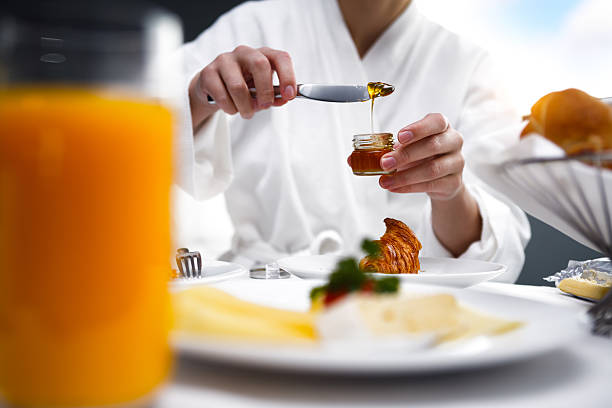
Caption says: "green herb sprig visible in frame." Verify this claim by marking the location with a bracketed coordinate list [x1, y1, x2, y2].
[309, 238, 399, 302]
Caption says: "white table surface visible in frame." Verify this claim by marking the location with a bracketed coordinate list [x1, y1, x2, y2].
[157, 276, 612, 408]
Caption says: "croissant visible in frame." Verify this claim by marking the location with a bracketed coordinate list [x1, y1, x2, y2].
[520, 88, 612, 155]
[360, 218, 422, 274]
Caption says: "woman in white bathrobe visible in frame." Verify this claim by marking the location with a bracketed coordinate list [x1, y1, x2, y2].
[176, 0, 531, 281]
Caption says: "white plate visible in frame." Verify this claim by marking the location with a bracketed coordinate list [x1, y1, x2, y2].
[277, 254, 505, 288]
[170, 260, 247, 288]
[174, 282, 588, 375]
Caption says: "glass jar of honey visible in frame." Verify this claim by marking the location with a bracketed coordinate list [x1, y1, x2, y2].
[350, 133, 395, 175]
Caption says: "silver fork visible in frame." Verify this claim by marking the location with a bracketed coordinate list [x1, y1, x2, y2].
[589, 289, 612, 336]
[175, 248, 203, 278]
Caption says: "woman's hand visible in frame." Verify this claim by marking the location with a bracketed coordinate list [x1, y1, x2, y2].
[377, 113, 482, 256]
[189, 45, 297, 129]
[378, 113, 465, 201]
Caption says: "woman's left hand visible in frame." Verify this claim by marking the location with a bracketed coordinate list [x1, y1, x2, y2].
[378, 113, 465, 201]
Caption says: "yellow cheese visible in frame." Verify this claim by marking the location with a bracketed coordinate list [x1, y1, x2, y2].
[173, 286, 316, 343]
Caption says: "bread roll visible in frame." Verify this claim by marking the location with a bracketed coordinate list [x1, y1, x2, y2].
[521, 88, 612, 154]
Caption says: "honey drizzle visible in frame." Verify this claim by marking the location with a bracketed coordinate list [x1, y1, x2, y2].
[367, 82, 394, 134]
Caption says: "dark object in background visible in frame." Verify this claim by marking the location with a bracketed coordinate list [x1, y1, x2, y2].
[152, 0, 244, 42]
[1, 0, 180, 84]
[522, 216, 601, 286]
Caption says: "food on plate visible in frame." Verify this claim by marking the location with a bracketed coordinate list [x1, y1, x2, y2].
[558, 268, 612, 301]
[520, 88, 612, 155]
[173, 241, 521, 346]
[359, 218, 422, 274]
[173, 286, 316, 343]
[317, 292, 522, 344]
[313, 249, 521, 344]
[310, 239, 400, 311]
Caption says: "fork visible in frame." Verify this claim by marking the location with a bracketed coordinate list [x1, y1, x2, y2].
[175, 248, 203, 278]
[589, 289, 612, 336]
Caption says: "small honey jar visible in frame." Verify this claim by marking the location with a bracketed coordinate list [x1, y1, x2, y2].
[350, 133, 395, 176]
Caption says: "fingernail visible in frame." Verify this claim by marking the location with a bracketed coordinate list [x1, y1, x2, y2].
[381, 156, 396, 170]
[260, 102, 272, 109]
[398, 130, 414, 143]
[284, 85, 295, 100]
[380, 177, 392, 188]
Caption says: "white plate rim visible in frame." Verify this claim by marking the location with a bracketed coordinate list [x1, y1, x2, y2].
[277, 254, 506, 287]
[170, 260, 248, 287]
[172, 284, 589, 375]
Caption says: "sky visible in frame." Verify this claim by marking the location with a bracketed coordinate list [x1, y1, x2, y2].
[415, 0, 612, 113]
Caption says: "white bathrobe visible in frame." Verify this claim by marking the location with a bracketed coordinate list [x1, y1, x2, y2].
[174, 0, 530, 281]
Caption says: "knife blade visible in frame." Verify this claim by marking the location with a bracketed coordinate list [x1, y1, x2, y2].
[206, 83, 393, 104]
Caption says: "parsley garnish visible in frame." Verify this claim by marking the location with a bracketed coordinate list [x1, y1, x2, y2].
[374, 277, 399, 293]
[309, 239, 399, 302]
[361, 238, 381, 258]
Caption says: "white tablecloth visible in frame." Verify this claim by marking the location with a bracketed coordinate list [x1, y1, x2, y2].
[157, 277, 612, 408]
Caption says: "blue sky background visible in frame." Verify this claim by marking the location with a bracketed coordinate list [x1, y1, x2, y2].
[493, 0, 581, 36]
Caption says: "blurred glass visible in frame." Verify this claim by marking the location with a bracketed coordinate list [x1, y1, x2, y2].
[0, 1, 182, 406]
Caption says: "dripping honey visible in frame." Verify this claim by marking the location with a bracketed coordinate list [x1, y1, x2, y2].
[367, 81, 394, 134]
[349, 82, 394, 176]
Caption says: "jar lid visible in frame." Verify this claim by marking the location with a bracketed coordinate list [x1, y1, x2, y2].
[352, 132, 394, 149]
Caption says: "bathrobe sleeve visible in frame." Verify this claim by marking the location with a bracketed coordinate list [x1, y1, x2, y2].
[172, 2, 266, 200]
[423, 53, 531, 282]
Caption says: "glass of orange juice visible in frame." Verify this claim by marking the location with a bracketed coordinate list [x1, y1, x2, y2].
[0, 3, 181, 407]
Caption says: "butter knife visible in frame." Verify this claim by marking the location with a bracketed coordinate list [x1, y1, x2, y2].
[206, 83, 394, 104]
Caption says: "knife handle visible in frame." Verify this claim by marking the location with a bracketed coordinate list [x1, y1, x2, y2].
[207, 85, 298, 104]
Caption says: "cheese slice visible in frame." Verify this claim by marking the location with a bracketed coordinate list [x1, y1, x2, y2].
[316, 293, 522, 344]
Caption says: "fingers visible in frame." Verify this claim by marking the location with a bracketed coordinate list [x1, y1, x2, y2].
[378, 114, 465, 199]
[379, 152, 465, 195]
[381, 173, 464, 199]
[383, 129, 463, 172]
[197, 66, 237, 115]
[380, 152, 464, 190]
[260, 47, 296, 106]
[235, 46, 275, 110]
[217, 52, 256, 118]
[397, 113, 449, 145]
[196, 45, 296, 119]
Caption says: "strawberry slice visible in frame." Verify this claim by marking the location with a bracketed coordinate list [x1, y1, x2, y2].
[360, 279, 375, 293]
[323, 290, 348, 307]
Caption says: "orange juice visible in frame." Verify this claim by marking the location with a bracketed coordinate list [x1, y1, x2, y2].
[0, 87, 173, 406]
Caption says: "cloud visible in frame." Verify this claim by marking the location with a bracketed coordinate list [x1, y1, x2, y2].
[415, 0, 612, 111]
[556, 0, 612, 97]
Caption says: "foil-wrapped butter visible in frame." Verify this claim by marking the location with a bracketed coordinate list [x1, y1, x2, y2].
[544, 259, 612, 301]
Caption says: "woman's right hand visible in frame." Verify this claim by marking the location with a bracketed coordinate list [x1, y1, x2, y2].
[189, 45, 297, 129]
